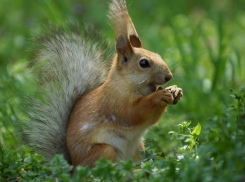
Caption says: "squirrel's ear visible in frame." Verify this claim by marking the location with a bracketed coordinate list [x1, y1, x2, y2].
[116, 34, 133, 67]
[116, 34, 133, 55]
[129, 35, 142, 48]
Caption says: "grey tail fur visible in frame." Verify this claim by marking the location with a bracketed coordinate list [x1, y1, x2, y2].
[23, 22, 112, 163]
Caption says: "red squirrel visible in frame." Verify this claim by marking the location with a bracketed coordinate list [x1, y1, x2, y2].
[24, 0, 183, 170]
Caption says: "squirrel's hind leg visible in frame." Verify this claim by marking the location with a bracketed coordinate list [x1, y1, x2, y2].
[133, 141, 145, 162]
[72, 143, 116, 170]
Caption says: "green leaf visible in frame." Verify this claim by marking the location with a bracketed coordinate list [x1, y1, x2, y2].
[168, 131, 175, 135]
[191, 123, 201, 136]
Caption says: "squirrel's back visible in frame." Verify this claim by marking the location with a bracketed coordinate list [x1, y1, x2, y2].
[23, 24, 112, 163]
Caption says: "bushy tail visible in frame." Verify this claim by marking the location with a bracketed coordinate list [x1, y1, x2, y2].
[23, 23, 112, 163]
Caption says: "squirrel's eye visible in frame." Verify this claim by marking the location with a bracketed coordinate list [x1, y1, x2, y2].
[139, 59, 150, 68]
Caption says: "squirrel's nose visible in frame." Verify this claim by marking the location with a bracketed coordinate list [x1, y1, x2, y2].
[165, 74, 172, 82]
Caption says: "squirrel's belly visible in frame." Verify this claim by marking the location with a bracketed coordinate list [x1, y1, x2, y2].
[94, 127, 144, 161]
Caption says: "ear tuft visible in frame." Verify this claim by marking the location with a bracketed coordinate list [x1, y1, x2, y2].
[109, 0, 143, 49]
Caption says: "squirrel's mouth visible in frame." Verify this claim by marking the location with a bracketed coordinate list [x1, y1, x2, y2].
[149, 83, 163, 92]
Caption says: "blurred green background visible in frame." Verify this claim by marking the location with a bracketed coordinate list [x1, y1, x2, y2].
[0, 0, 245, 154]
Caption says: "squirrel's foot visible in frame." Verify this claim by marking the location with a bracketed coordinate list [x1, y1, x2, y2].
[166, 85, 183, 105]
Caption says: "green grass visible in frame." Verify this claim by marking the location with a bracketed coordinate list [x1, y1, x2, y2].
[0, 0, 245, 181]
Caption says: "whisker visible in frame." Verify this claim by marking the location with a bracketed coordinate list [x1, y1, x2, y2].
[165, 111, 174, 123]
[146, 78, 151, 84]
[138, 78, 148, 85]
[170, 62, 181, 71]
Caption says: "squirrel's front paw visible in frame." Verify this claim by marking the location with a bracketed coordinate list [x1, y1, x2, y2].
[166, 85, 183, 105]
[155, 89, 174, 105]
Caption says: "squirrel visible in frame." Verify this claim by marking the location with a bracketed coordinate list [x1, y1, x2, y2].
[23, 0, 183, 170]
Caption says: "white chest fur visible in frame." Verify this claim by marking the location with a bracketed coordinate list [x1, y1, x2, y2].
[95, 125, 146, 161]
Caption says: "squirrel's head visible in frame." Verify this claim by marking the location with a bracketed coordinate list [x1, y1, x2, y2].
[109, 0, 172, 96]
[115, 34, 172, 96]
